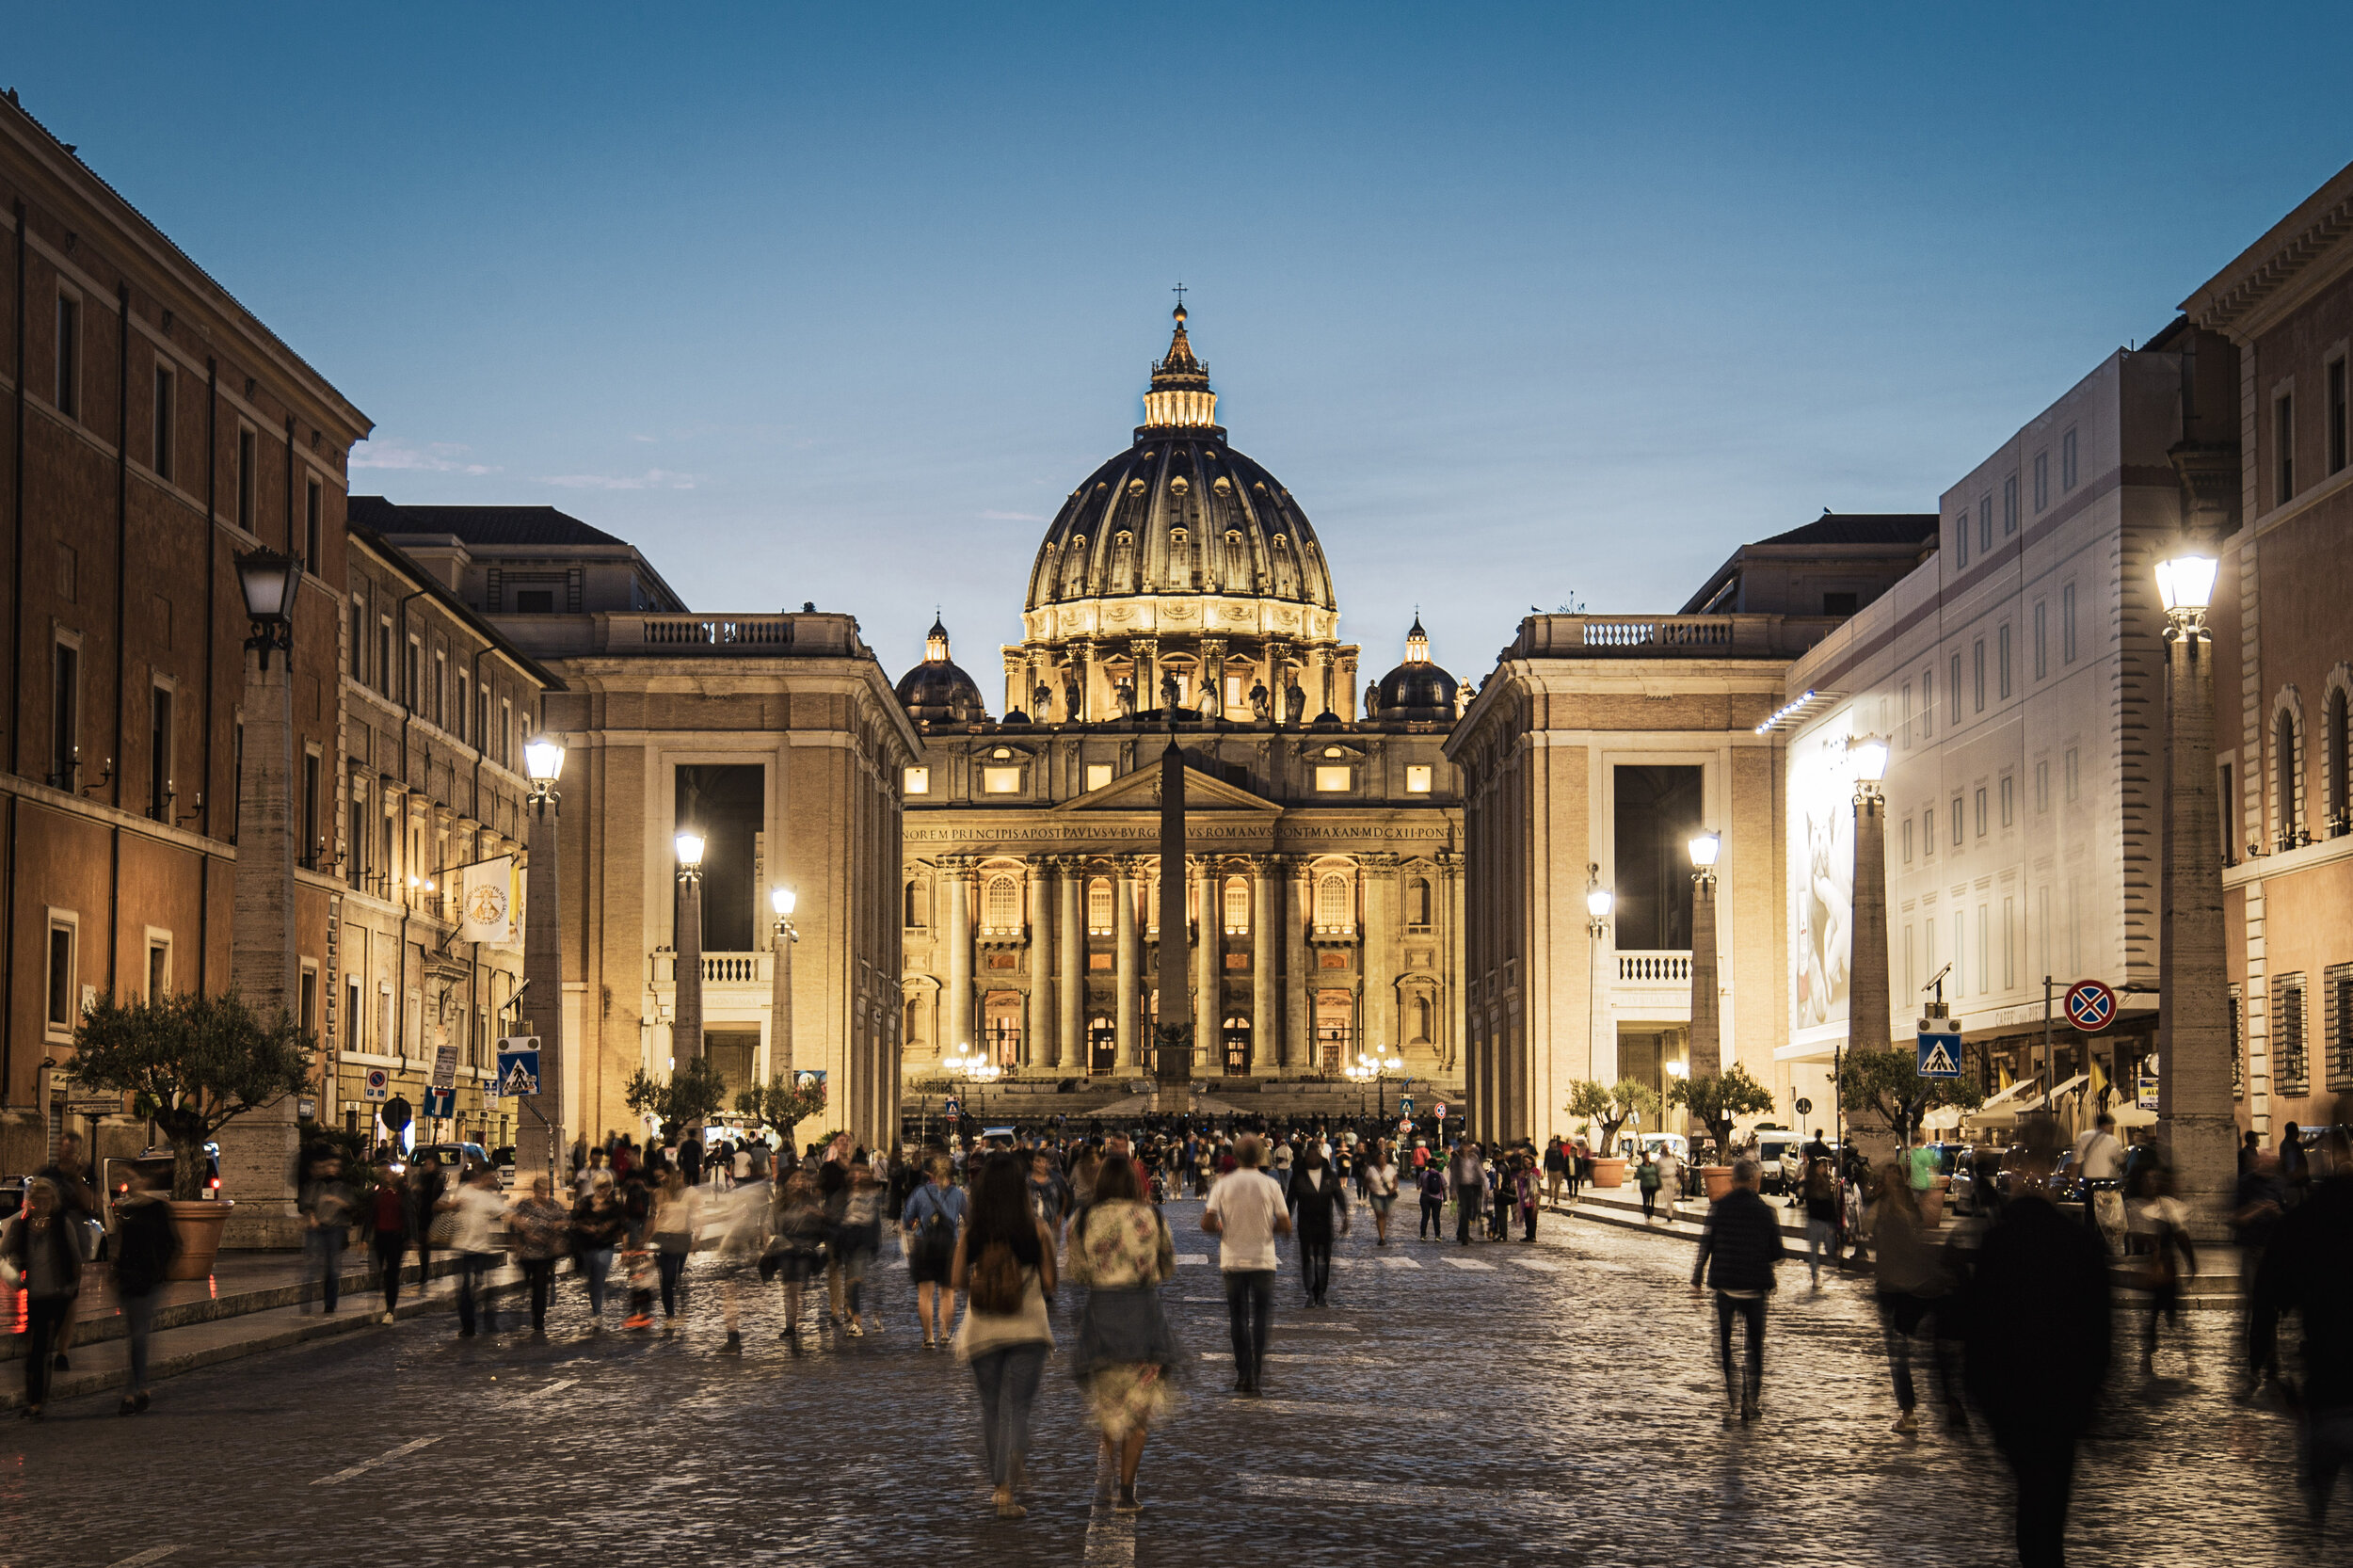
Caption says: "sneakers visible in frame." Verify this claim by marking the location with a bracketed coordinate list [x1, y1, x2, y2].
[1893, 1409, 1919, 1433]
[847, 1320, 865, 1338]
[382, 1311, 397, 1325]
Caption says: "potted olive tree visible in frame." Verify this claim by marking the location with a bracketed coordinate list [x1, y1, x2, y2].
[623, 1057, 728, 1144]
[735, 1074, 826, 1150]
[70, 990, 310, 1278]
[1670, 1062, 1776, 1200]
[1565, 1079, 1658, 1188]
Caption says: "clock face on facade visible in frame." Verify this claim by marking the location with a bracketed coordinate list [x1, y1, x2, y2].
[466, 881, 508, 928]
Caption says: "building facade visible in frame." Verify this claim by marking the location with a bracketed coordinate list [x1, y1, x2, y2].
[895, 311, 1468, 1123]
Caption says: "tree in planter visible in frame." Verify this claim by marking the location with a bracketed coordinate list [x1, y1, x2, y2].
[734, 1075, 826, 1144]
[1669, 1062, 1777, 1163]
[622, 1057, 729, 1141]
[1565, 1079, 1661, 1158]
[70, 990, 312, 1201]
[1838, 1048, 1986, 1146]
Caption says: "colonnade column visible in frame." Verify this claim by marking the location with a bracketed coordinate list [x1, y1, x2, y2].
[1056, 857, 1082, 1072]
[1027, 859, 1054, 1068]
[1360, 853, 1396, 1062]
[943, 857, 973, 1059]
[1284, 856, 1311, 1072]
[1251, 858, 1278, 1076]
[1442, 850, 1468, 1079]
[1113, 856, 1141, 1072]
[1193, 856, 1220, 1073]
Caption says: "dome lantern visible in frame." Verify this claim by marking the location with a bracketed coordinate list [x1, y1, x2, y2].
[1141, 304, 1219, 432]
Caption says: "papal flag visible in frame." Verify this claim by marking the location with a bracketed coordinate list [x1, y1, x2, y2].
[460, 856, 517, 946]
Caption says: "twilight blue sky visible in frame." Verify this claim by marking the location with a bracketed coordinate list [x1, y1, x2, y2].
[13, 4, 2349, 688]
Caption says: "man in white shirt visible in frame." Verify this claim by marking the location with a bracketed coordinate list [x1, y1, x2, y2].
[2073, 1112, 2125, 1254]
[1203, 1134, 1291, 1397]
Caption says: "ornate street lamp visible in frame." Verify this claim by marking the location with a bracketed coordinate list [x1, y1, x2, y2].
[771, 886, 799, 1083]
[1686, 829, 1722, 1087]
[1844, 734, 1892, 1158]
[516, 734, 568, 1184]
[674, 829, 707, 1064]
[235, 548, 304, 669]
[1586, 864, 1615, 1086]
[2154, 548, 2232, 1228]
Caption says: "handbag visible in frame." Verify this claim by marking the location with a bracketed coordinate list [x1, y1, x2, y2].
[427, 1207, 458, 1248]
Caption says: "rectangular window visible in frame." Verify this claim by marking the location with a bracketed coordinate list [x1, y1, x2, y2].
[45, 919, 75, 1032]
[1997, 624, 2011, 699]
[55, 295, 79, 419]
[2220, 762, 2236, 859]
[1405, 764, 1433, 793]
[1902, 816, 1914, 863]
[348, 794, 366, 889]
[349, 597, 366, 684]
[2033, 600, 2046, 680]
[903, 766, 930, 795]
[305, 477, 323, 567]
[1922, 807, 1935, 855]
[346, 974, 363, 1048]
[499, 699, 512, 767]
[1975, 786, 1988, 838]
[405, 637, 421, 711]
[1921, 669, 1934, 738]
[432, 650, 447, 727]
[1977, 904, 1990, 995]
[376, 621, 392, 695]
[149, 684, 174, 819]
[1084, 762, 1113, 792]
[1949, 654, 1962, 726]
[454, 674, 469, 744]
[1955, 512, 1968, 569]
[237, 426, 256, 531]
[1314, 765, 1353, 792]
[2277, 391, 2296, 504]
[2036, 759, 2049, 813]
[2002, 896, 2015, 990]
[982, 766, 1022, 794]
[2061, 426, 2078, 491]
[2324, 962, 2353, 1092]
[2274, 971, 2310, 1098]
[1978, 495, 1993, 552]
[2064, 746, 2080, 802]
[2000, 773, 2014, 826]
[51, 639, 79, 788]
[2061, 583, 2077, 664]
[2031, 455, 2047, 514]
[1901, 681, 1913, 746]
[1904, 923, 1916, 998]
[148, 938, 171, 1001]
[302, 749, 321, 867]
[1972, 639, 1985, 712]
[1951, 797, 1964, 847]
[2003, 474, 2019, 535]
[152, 363, 175, 482]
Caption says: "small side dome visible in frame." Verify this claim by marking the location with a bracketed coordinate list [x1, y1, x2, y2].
[1369, 614, 1460, 723]
[895, 616, 988, 728]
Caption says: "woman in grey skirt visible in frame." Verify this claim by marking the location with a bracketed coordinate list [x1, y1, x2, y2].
[1065, 1153, 1181, 1515]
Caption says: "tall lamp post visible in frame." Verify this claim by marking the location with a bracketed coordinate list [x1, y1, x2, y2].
[1845, 735, 1891, 1157]
[1587, 867, 1615, 1083]
[2154, 550, 2233, 1230]
[947, 1041, 1000, 1133]
[770, 887, 798, 1081]
[1349, 1049, 1406, 1123]
[674, 830, 706, 1064]
[520, 735, 567, 1184]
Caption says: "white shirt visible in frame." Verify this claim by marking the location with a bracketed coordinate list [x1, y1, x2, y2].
[1205, 1168, 1287, 1272]
[2074, 1130, 2124, 1181]
[450, 1184, 504, 1255]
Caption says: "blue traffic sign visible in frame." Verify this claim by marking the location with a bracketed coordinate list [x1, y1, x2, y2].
[943, 1097, 961, 1117]
[1400, 1096, 1415, 1114]
[1916, 1028, 1961, 1079]
[424, 1085, 456, 1119]
[2064, 979, 2117, 1032]
[495, 1048, 540, 1097]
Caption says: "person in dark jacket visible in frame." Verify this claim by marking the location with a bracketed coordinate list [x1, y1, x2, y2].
[1287, 1146, 1350, 1307]
[2251, 1112, 2353, 1530]
[1689, 1158, 1785, 1424]
[1963, 1114, 2110, 1568]
[3, 1177, 85, 1417]
[406, 1154, 448, 1298]
[109, 1165, 180, 1415]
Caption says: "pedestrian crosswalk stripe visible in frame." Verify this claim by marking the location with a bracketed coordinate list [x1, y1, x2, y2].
[1174, 1252, 1209, 1265]
[1513, 1258, 1564, 1272]
[312, 1435, 440, 1486]
[1375, 1256, 1422, 1269]
[1444, 1257, 1497, 1272]
[104, 1551, 180, 1568]
[1198, 1352, 1319, 1363]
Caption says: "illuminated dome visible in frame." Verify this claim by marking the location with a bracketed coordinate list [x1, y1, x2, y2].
[894, 616, 986, 727]
[1368, 616, 1459, 724]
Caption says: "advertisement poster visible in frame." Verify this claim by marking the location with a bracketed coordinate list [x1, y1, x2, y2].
[1788, 713, 1857, 1037]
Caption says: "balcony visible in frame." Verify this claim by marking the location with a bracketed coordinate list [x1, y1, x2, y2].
[1511, 614, 1837, 661]
[1618, 951, 1691, 982]
[649, 951, 774, 987]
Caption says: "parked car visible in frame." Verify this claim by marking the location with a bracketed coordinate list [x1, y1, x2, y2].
[490, 1144, 518, 1189]
[399, 1142, 494, 1177]
[1750, 1126, 1804, 1193]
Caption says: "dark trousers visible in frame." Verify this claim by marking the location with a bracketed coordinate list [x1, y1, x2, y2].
[1878, 1291, 1958, 1412]
[521, 1258, 555, 1331]
[1641, 1188, 1658, 1219]
[1521, 1204, 1537, 1241]
[1223, 1268, 1274, 1385]
[1419, 1197, 1442, 1237]
[121, 1290, 156, 1393]
[23, 1296, 70, 1406]
[1714, 1291, 1767, 1408]
[1994, 1426, 2078, 1568]
[658, 1248, 689, 1317]
[456, 1252, 495, 1335]
[374, 1232, 408, 1314]
[307, 1227, 345, 1312]
[1299, 1237, 1332, 1302]
[1455, 1194, 1475, 1243]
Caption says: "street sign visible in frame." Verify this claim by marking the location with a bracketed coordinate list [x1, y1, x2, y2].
[62, 1077, 123, 1115]
[1434, 1101, 1449, 1121]
[1400, 1095, 1415, 1114]
[943, 1097, 961, 1118]
[2064, 979, 2118, 1032]
[1793, 1096, 1814, 1117]
[362, 1067, 390, 1101]
[1916, 1026, 1962, 1079]
[496, 1048, 541, 1098]
[424, 1085, 456, 1119]
[296, 1096, 317, 1121]
[431, 1040, 459, 1091]
[382, 1095, 413, 1134]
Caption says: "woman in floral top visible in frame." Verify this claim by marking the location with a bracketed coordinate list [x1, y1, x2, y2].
[1067, 1154, 1180, 1515]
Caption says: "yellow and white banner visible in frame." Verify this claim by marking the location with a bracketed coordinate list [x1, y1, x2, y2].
[459, 856, 520, 947]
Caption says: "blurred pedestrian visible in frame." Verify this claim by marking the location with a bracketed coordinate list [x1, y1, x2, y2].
[1203, 1134, 1289, 1395]
[109, 1165, 178, 1416]
[569, 1173, 622, 1331]
[2072, 1112, 2125, 1255]
[1449, 1141, 1483, 1244]
[365, 1160, 412, 1322]
[508, 1175, 570, 1341]
[2123, 1164, 2200, 1377]
[1515, 1154, 1540, 1241]
[768, 1171, 827, 1352]
[952, 1153, 1058, 1520]
[2250, 1112, 2353, 1533]
[1363, 1142, 1399, 1246]
[33, 1133, 95, 1372]
[840, 1154, 888, 1336]
[1655, 1144, 1685, 1225]
[1802, 1157, 1841, 1285]
[1964, 1115, 2110, 1568]
[1288, 1144, 1349, 1307]
[1417, 1162, 1446, 1240]
[903, 1157, 966, 1349]
[2, 1178, 81, 1418]
[1638, 1147, 1664, 1224]
[448, 1164, 506, 1339]
[2233, 1147, 2286, 1392]
[298, 1154, 357, 1315]
[651, 1166, 705, 1334]
[408, 1152, 450, 1303]
[715, 1161, 773, 1353]
[1873, 1164, 1957, 1432]
[1068, 1154, 1178, 1515]
[1690, 1158, 1785, 1425]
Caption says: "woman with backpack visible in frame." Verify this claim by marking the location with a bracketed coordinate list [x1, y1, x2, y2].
[902, 1157, 966, 1350]
[1068, 1153, 1178, 1516]
[952, 1153, 1058, 1520]
[768, 1171, 828, 1352]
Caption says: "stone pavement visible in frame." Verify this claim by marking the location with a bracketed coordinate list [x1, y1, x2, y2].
[0, 1195, 2336, 1568]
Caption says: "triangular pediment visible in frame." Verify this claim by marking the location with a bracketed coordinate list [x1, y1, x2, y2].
[1057, 763, 1282, 815]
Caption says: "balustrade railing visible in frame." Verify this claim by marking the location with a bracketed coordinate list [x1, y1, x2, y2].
[1617, 951, 1692, 982]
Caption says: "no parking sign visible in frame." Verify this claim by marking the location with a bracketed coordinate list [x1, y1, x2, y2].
[2064, 980, 2117, 1032]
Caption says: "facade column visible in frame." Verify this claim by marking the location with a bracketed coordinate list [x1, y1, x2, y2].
[1056, 857, 1082, 1072]
[1200, 636, 1227, 718]
[1265, 641, 1293, 724]
[1360, 853, 1397, 1061]
[1194, 856, 1220, 1072]
[1443, 851, 1468, 1080]
[1113, 856, 1141, 1071]
[1251, 857, 1278, 1076]
[1076, 640, 1098, 725]
[1130, 638, 1159, 713]
[1309, 647, 1334, 717]
[1027, 859, 1053, 1068]
[944, 858, 973, 1058]
[1285, 856, 1312, 1072]
[222, 641, 301, 1245]
[2159, 576, 2234, 1231]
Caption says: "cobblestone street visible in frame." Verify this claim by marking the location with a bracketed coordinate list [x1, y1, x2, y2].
[1, 1204, 2330, 1568]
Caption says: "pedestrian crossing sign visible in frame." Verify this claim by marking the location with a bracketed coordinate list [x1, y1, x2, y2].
[495, 1048, 541, 1098]
[1915, 1028, 1961, 1079]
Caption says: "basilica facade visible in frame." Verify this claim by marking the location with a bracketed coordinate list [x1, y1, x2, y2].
[895, 310, 1470, 1116]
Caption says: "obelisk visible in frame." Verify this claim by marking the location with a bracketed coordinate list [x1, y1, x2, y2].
[1152, 732, 1193, 1109]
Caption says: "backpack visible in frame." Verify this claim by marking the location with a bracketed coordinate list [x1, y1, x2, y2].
[968, 1238, 1027, 1316]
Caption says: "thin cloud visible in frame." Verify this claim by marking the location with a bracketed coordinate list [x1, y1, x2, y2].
[539, 469, 702, 490]
[981, 508, 1043, 521]
[353, 438, 497, 474]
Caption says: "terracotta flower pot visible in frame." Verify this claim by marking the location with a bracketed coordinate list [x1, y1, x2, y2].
[1589, 1157, 1629, 1189]
[1700, 1164, 1737, 1201]
[165, 1199, 234, 1280]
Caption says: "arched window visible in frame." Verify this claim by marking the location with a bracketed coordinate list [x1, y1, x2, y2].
[984, 873, 1021, 933]
[1412, 995, 1434, 1046]
[2279, 710, 2302, 847]
[2330, 686, 2350, 832]
[1224, 876, 1250, 934]
[904, 996, 925, 1049]
[1316, 871, 1353, 932]
[1407, 876, 1433, 928]
[1087, 877, 1113, 935]
[904, 877, 928, 929]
